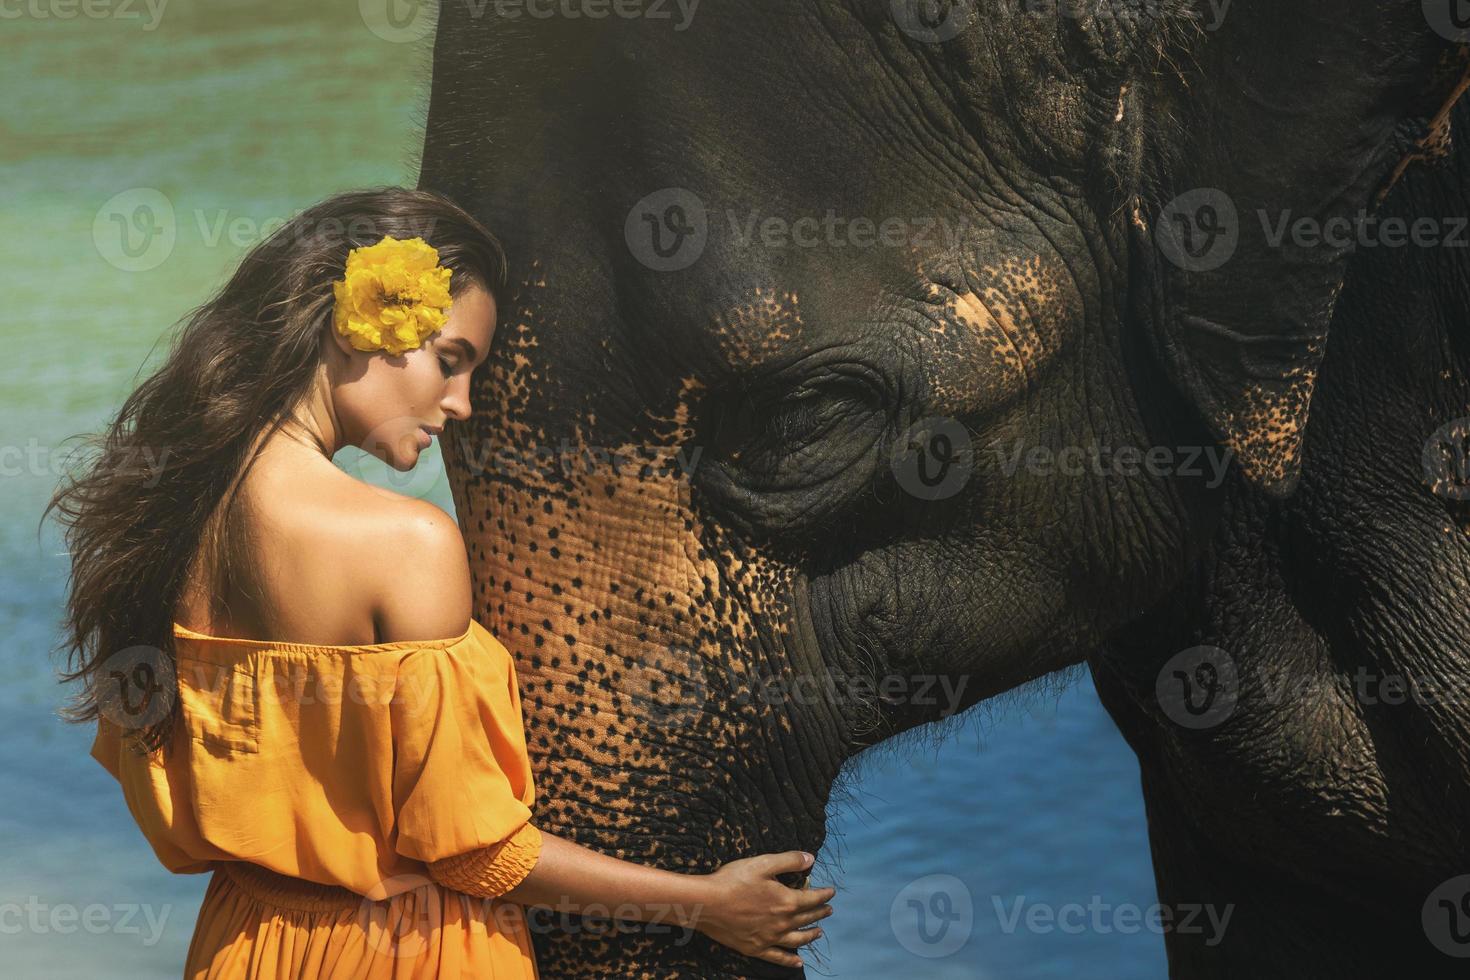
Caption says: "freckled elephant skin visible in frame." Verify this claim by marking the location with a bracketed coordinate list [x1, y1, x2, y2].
[419, 4, 1470, 977]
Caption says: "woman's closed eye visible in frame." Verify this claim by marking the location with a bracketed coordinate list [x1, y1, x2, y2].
[437, 354, 454, 378]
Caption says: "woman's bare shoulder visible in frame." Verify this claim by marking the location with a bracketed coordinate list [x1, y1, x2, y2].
[362, 492, 475, 643]
[243, 460, 473, 644]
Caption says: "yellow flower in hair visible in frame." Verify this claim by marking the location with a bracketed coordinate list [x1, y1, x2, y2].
[331, 235, 454, 355]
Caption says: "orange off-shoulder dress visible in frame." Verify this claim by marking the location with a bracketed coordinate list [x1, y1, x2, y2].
[90, 618, 543, 979]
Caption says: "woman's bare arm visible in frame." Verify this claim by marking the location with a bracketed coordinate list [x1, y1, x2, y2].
[499, 829, 709, 921]
[433, 828, 835, 969]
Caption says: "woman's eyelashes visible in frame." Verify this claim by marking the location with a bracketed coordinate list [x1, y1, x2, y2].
[437, 354, 454, 378]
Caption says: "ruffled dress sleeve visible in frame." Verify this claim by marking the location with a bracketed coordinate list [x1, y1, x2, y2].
[392, 636, 544, 896]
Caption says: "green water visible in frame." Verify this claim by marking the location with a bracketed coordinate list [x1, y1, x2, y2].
[1, 0, 452, 515]
[2, 6, 453, 976]
[3, 6, 1162, 978]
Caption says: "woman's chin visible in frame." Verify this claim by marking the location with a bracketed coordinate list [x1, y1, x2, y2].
[387, 451, 419, 472]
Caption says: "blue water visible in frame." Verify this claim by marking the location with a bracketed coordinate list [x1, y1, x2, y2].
[2, 5, 1164, 977]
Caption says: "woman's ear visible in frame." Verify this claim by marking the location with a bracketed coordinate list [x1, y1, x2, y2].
[1131, 8, 1469, 496]
[324, 318, 363, 363]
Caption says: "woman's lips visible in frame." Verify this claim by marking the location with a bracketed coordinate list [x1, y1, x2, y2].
[416, 427, 433, 449]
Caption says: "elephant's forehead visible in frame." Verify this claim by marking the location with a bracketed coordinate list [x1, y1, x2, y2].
[708, 286, 804, 371]
[624, 250, 1076, 412]
[499, 258, 1079, 447]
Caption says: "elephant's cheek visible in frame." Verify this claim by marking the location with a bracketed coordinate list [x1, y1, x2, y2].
[446, 384, 821, 868]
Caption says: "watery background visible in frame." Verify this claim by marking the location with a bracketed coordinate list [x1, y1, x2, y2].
[2, 4, 1164, 977]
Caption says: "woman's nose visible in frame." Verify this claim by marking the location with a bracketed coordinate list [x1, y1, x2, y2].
[442, 382, 471, 421]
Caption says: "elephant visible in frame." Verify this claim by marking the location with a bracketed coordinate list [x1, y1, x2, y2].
[1090, 84, 1470, 978]
[416, 1, 1470, 976]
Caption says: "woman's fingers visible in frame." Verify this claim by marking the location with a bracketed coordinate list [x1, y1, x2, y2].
[755, 947, 805, 968]
[757, 850, 815, 878]
[795, 884, 837, 909]
[774, 926, 823, 949]
[797, 904, 833, 927]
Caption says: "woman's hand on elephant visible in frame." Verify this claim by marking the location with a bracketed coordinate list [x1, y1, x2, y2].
[695, 850, 835, 968]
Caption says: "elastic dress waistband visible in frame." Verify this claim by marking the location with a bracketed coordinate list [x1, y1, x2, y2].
[217, 861, 367, 914]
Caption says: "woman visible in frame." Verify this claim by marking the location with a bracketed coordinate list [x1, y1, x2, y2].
[48, 187, 834, 978]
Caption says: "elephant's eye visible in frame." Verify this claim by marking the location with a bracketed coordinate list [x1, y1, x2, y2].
[698, 372, 893, 536]
[758, 390, 842, 445]
[715, 379, 873, 462]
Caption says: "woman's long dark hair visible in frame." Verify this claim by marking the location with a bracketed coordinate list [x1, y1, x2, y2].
[44, 186, 507, 754]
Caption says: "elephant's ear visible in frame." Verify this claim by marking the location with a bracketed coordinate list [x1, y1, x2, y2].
[1134, 6, 1470, 496]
